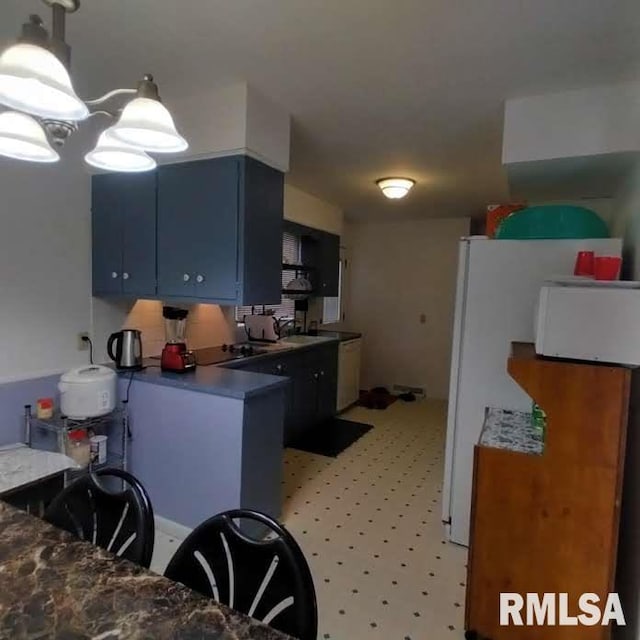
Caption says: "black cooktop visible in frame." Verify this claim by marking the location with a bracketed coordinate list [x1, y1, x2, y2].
[193, 344, 268, 366]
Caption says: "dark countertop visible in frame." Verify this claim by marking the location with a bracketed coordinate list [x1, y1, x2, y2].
[313, 330, 362, 342]
[117, 336, 342, 398]
[120, 364, 289, 400]
[221, 335, 340, 370]
[0, 501, 292, 640]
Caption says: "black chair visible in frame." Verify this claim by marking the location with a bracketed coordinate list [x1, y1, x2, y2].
[44, 467, 155, 568]
[165, 509, 317, 640]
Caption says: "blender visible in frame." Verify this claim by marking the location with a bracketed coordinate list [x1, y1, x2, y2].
[160, 306, 196, 373]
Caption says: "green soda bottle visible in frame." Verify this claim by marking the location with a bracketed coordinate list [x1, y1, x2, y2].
[532, 403, 546, 439]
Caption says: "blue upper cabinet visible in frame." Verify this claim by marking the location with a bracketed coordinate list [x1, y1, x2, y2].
[239, 156, 283, 305]
[317, 231, 340, 297]
[297, 227, 340, 297]
[92, 172, 157, 298]
[92, 155, 284, 305]
[157, 156, 282, 305]
[157, 157, 239, 302]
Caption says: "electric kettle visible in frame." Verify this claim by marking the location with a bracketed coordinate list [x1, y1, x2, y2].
[107, 329, 143, 370]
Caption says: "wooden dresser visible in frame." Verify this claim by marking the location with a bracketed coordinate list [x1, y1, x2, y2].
[465, 343, 631, 640]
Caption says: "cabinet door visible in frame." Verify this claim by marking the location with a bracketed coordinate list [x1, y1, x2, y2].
[317, 344, 339, 422]
[157, 158, 240, 301]
[121, 173, 157, 297]
[92, 174, 123, 295]
[157, 164, 198, 297]
[240, 157, 283, 305]
[291, 351, 318, 440]
[343, 339, 361, 408]
[192, 157, 239, 302]
[262, 355, 297, 446]
[319, 232, 340, 297]
[300, 230, 340, 297]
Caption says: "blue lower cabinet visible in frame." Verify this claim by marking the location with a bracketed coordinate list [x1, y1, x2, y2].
[316, 343, 339, 422]
[291, 352, 319, 443]
[235, 344, 339, 445]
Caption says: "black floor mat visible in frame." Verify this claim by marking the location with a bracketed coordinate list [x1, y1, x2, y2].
[289, 418, 373, 457]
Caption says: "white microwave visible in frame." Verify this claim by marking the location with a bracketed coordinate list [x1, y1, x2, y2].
[535, 280, 640, 366]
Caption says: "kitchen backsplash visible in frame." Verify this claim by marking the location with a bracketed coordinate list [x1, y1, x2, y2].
[119, 300, 237, 357]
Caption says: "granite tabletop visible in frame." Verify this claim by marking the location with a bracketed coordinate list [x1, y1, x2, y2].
[0, 444, 79, 496]
[0, 501, 292, 640]
[479, 407, 544, 455]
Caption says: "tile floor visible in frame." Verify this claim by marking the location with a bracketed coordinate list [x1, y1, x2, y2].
[151, 398, 468, 639]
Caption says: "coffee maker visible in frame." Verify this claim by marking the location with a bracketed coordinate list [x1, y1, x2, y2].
[160, 306, 196, 373]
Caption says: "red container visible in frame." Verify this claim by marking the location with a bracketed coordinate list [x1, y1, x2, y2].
[486, 203, 525, 238]
[574, 251, 595, 276]
[594, 256, 621, 281]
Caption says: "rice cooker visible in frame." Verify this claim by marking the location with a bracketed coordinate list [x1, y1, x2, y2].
[58, 366, 117, 419]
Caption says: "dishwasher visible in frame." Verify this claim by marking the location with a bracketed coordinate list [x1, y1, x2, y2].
[337, 338, 361, 412]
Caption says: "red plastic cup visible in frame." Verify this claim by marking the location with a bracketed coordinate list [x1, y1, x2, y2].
[594, 256, 621, 281]
[574, 251, 595, 276]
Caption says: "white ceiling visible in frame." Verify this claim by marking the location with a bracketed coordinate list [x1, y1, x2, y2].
[2, 0, 639, 220]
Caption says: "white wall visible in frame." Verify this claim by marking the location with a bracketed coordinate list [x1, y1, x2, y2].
[91, 298, 237, 364]
[284, 184, 344, 236]
[0, 132, 92, 383]
[161, 82, 291, 172]
[503, 81, 640, 164]
[344, 217, 470, 399]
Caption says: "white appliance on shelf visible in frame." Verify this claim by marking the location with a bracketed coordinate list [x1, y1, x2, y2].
[337, 338, 361, 412]
[443, 236, 622, 547]
[58, 365, 117, 420]
[535, 279, 640, 366]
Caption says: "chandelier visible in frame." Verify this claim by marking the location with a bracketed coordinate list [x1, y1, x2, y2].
[0, 0, 188, 172]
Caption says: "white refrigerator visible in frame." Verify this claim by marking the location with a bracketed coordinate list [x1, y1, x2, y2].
[442, 236, 622, 547]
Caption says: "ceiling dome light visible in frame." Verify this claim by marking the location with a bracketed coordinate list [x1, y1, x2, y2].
[377, 177, 415, 199]
[0, 43, 89, 121]
[108, 97, 188, 153]
[0, 111, 59, 163]
[85, 129, 157, 173]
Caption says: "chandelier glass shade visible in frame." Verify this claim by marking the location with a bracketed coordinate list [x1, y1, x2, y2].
[0, 43, 89, 121]
[0, 2, 188, 172]
[108, 98, 188, 153]
[0, 111, 59, 163]
[84, 129, 156, 172]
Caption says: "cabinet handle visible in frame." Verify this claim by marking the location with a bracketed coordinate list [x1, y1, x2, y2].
[183, 273, 191, 282]
[313, 372, 319, 380]
[320, 370, 325, 377]
[122, 272, 130, 281]
[111, 271, 119, 279]
[275, 364, 284, 374]
[196, 274, 205, 284]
